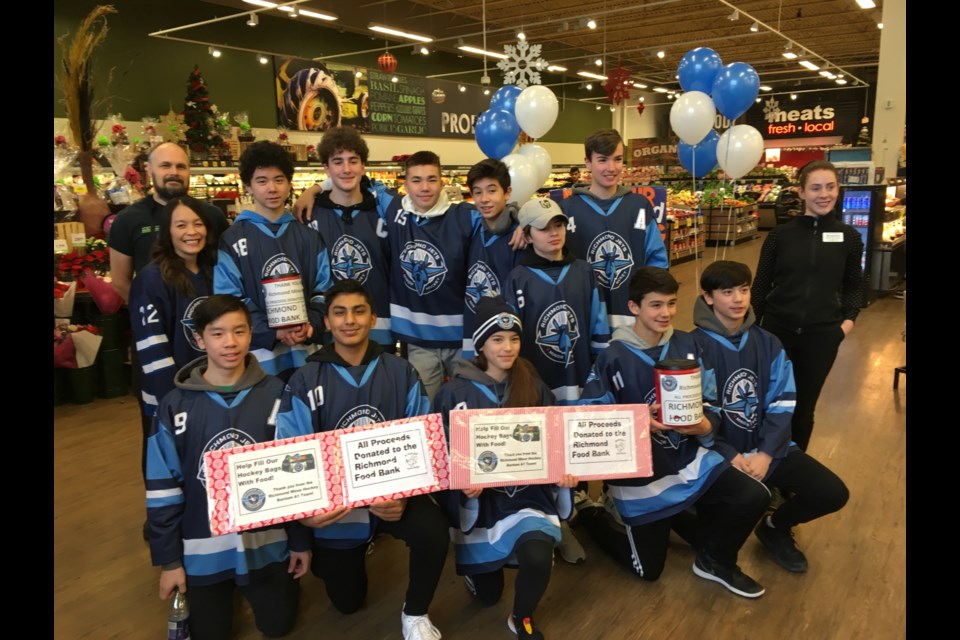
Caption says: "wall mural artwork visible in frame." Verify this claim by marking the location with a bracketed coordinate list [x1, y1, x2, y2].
[275, 58, 372, 133]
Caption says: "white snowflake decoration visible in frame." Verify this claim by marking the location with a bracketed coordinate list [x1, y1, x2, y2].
[762, 96, 781, 120]
[497, 40, 548, 88]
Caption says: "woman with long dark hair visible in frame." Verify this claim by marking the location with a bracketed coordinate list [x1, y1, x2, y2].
[129, 196, 219, 470]
[751, 160, 864, 451]
[433, 296, 577, 640]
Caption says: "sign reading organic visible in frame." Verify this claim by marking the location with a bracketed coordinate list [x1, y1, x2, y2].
[629, 137, 679, 166]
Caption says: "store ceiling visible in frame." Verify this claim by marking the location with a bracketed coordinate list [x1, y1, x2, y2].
[198, 0, 884, 95]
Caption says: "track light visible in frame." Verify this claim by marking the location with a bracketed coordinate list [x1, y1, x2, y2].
[877, 22, 884, 29]
[594, 58, 603, 67]
[483, 88, 490, 95]
[391, 76, 399, 83]
[790, 93, 798, 100]
[587, 19, 597, 29]
[596, 105, 602, 110]
[458, 84, 466, 93]
[355, 71, 363, 78]
[728, 9, 739, 21]
[288, 7, 298, 17]
[656, 50, 665, 59]
[246, 12, 259, 27]
[609, 106, 616, 112]
[208, 46, 221, 58]
[420, 46, 430, 55]
[750, 21, 759, 32]
[517, 30, 525, 40]
[257, 54, 269, 64]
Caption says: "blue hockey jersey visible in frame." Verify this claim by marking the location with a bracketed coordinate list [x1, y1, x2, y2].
[503, 248, 611, 404]
[308, 182, 394, 347]
[579, 326, 728, 525]
[433, 359, 572, 575]
[462, 204, 524, 357]
[276, 342, 430, 548]
[214, 210, 332, 378]
[560, 188, 668, 330]
[383, 192, 481, 347]
[145, 355, 309, 587]
[129, 262, 211, 417]
[692, 297, 798, 477]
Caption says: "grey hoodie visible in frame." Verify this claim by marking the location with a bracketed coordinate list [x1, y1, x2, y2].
[572, 185, 635, 200]
[481, 202, 519, 236]
[174, 354, 270, 393]
[610, 324, 674, 350]
[692, 296, 757, 337]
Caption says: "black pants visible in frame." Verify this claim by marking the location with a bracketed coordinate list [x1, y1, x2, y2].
[469, 538, 555, 620]
[766, 325, 845, 451]
[767, 449, 849, 529]
[185, 562, 300, 640]
[580, 467, 769, 580]
[311, 495, 449, 615]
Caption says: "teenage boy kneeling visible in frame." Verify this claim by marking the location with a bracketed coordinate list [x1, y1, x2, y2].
[277, 279, 449, 640]
[146, 294, 311, 639]
[693, 261, 849, 575]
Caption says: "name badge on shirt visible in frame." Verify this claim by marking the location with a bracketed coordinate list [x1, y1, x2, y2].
[822, 232, 844, 243]
[636, 207, 647, 230]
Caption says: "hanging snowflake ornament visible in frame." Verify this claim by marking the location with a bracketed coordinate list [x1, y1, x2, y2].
[497, 40, 548, 88]
[603, 63, 633, 105]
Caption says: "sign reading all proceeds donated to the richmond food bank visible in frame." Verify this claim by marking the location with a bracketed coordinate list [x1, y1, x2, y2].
[204, 414, 450, 535]
[448, 405, 652, 489]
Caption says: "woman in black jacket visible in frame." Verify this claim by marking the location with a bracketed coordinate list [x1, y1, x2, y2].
[751, 160, 864, 451]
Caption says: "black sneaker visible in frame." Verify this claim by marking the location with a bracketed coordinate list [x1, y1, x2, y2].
[754, 519, 809, 573]
[507, 614, 545, 640]
[692, 553, 765, 599]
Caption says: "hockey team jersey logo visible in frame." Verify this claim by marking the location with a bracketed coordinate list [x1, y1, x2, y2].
[331, 235, 373, 283]
[465, 261, 500, 311]
[493, 486, 528, 498]
[536, 302, 580, 365]
[723, 368, 760, 431]
[399, 240, 447, 295]
[587, 231, 634, 290]
[336, 404, 387, 429]
[197, 428, 257, 486]
[181, 296, 209, 351]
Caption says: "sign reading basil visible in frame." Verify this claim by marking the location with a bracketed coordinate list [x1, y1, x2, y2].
[368, 70, 428, 136]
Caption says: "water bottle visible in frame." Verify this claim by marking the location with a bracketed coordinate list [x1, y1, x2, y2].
[168, 587, 191, 640]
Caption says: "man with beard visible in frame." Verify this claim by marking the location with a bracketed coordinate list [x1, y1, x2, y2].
[108, 142, 229, 302]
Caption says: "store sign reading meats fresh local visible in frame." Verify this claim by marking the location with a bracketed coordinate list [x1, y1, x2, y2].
[739, 95, 861, 140]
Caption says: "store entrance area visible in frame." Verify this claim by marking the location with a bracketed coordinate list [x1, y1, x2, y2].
[54, 233, 906, 640]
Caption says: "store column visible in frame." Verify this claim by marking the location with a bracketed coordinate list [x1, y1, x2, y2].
[870, 0, 906, 179]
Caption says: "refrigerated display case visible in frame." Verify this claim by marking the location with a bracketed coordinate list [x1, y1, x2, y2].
[839, 183, 905, 304]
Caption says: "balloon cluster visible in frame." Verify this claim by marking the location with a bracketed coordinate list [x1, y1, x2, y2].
[669, 48, 764, 180]
[475, 85, 559, 203]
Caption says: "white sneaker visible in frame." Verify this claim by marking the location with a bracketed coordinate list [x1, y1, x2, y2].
[557, 521, 586, 564]
[401, 611, 442, 640]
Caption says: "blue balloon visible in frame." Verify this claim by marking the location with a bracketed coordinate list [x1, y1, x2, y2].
[711, 62, 760, 120]
[489, 85, 523, 115]
[475, 108, 519, 159]
[678, 130, 720, 178]
[677, 47, 723, 94]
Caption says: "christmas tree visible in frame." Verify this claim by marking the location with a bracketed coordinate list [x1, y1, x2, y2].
[856, 119, 872, 147]
[182, 65, 225, 155]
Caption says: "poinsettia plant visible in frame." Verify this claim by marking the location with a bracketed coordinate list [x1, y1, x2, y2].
[58, 240, 110, 278]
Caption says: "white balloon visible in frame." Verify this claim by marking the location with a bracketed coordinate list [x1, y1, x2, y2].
[669, 90, 716, 146]
[501, 153, 541, 204]
[514, 85, 559, 139]
[716, 124, 765, 180]
[518, 143, 552, 186]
